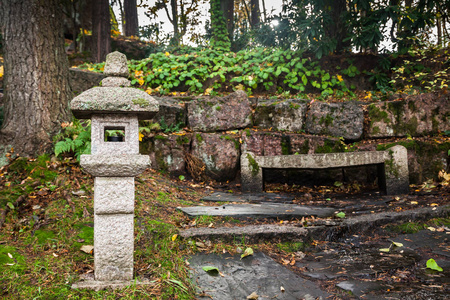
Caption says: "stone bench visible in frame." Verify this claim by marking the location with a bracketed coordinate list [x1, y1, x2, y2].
[241, 145, 409, 195]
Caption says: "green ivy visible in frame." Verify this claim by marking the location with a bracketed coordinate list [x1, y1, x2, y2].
[209, 0, 231, 52]
[81, 48, 351, 97]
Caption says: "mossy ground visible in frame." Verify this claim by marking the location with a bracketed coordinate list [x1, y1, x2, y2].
[0, 155, 305, 299]
[0, 147, 449, 299]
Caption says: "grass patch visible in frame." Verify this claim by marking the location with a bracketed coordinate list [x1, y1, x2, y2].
[277, 241, 304, 253]
[387, 218, 450, 234]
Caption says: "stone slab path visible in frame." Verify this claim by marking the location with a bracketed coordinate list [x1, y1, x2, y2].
[201, 192, 295, 203]
[178, 203, 336, 219]
[180, 224, 308, 243]
[189, 252, 329, 300]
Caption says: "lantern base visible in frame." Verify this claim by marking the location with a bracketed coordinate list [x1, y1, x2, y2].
[71, 277, 154, 291]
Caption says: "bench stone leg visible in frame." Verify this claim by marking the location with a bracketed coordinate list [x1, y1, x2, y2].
[384, 145, 409, 195]
[241, 152, 263, 193]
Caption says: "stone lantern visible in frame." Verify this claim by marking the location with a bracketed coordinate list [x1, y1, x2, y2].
[70, 52, 158, 289]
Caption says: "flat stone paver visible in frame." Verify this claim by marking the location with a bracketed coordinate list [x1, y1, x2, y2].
[296, 244, 420, 280]
[189, 252, 329, 300]
[202, 192, 295, 203]
[178, 203, 336, 219]
[180, 224, 307, 243]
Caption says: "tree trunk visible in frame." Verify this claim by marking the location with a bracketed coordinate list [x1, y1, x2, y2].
[324, 0, 349, 53]
[220, 0, 234, 41]
[170, 0, 179, 45]
[0, 0, 72, 161]
[123, 0, 138, 37]
[92, 0, 111, 63]
[250, 0, 260, 29]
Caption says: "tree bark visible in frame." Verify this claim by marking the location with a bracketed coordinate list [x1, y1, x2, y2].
[123, 0, 139, 37]
[170, 0, 179, 45]
[0, 0, 72, 161]
[220, 0, 234, 41]
[92, 0, 111, 63]
[323, 0, 349, 53]
[250, 0, 260, 29]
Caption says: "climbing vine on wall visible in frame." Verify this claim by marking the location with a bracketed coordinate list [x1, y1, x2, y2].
[209, 0, 231, 52]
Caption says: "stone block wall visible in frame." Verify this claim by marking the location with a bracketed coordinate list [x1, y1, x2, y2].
[69, 72, 449, 184]
[144, 91, 449, 184]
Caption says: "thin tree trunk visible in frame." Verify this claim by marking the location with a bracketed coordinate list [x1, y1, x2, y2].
[250, 0, 260, 28]
[92, 0, 111, 63]
[170, 0, 179, 45]
[261, 0, 267, 23]
[242, 0, 251, 29]
[124, 0, 139, 36]
[220, 0, 234, 41]
[0, 0, 72, 160]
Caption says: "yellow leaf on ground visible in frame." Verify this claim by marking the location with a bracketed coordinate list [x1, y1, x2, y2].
[171, 234, 178, 241]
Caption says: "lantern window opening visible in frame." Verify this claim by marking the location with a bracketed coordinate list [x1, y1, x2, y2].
[104, 126, 126, 142]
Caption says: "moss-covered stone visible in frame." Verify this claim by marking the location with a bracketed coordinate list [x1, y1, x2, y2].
[376, 139, 450, 182]
[368, 104, 390, 124]
[281, 136, 290, 155]
[176, 136, 190, 146]
[132, 98, 150, 108]
[319, 114, 334, 127]
[315, 139, 345, 153]
[154, 135, 168, 141]
[246, 153, 260, 176]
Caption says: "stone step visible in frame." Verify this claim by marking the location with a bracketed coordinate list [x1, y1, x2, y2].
[180, 224, 307, 243]
[177, 203, 336, 219]
[189, 252, 329, 300]
[201, 192, 295, 203]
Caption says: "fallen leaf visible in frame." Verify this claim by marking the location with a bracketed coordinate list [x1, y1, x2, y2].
[196, 241, 206, 248]
[202, 266, 219, 273]
[172, 234, 178, 241]
[392, 241, 404, 247]
[247, 292, 259, 299]
[241, 247, 254, 259]
[379, 248, 390, 253]
[80, 245, 94, 254]
[410, 201, 418, 205]
[426, 258, 443, 271]
[428, 227, 436, 232]
[335, 212, 346, 218]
